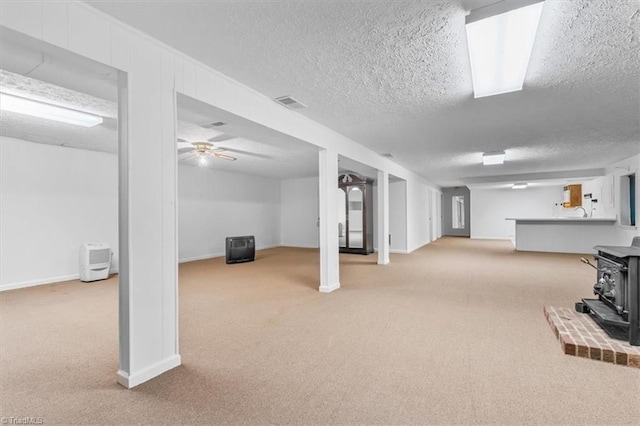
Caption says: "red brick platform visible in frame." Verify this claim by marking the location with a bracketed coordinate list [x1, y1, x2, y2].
[544, 306, 640, 368]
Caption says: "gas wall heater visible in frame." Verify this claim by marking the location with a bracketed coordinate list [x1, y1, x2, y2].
[79, 243, 112, 282]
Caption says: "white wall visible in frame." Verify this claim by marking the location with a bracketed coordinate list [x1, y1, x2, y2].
[0, 0, 441, 386]
[0, 137, 118, 290]
[469, 154, 640, 246]
[605, 154, 640, 245]
[178, 166, 281, 262]
[0, 137, 283, 289]
[280, 176, 319, 248]
[389, 180, 407, 252]
[406, 179, 432, 252]
[285, 175, 437, 254]
[469, 185, 562, 241]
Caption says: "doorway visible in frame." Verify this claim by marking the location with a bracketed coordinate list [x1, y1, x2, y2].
[442, 186, 471, 237]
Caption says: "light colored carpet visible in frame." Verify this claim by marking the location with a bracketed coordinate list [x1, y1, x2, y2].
[1, 237, 639, 424]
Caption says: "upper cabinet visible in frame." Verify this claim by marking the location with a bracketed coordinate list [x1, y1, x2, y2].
[563, 184, 582, 207]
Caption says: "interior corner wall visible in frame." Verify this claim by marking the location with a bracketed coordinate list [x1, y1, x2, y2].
[0, 137, 118, 290]
[389, 180, 407, 252]
[0, 137, 283, 288]
[178, 165, 282, 262]
[406, 179, 432, 252]
[469, 186, 562, 241]
[280, 176, 319, 248]
[604, 154, 640, 245]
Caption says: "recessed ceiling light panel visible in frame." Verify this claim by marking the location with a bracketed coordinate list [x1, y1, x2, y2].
[482, 151, 506, 165]
[466, 0, 545, 98]
[0, 92, 103, 127]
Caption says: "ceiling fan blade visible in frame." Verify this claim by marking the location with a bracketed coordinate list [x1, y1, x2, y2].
[208, 134, 236, 143]
[213, 152, 236, 161]
[179, 152, 196, 161]
[217, 147, 272, 160]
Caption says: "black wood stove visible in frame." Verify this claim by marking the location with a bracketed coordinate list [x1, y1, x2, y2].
[577, 237, 640, 346]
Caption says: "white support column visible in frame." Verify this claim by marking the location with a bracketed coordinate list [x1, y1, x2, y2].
[116, 38, 180, 389]
[318, 149, 340, 293]
[377, 170, 390, 265]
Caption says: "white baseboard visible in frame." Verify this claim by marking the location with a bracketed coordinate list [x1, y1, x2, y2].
[178, 244, 281, 264]
[280, 244, 319, 249]
[319, 282, 340, 293]
[117, 354, 181, 389]
[389, 249, 408, 254]
[4, 243, 282, 290]
[178, 252, 225, 263]
[406, 241, 432, 254]
[0, 269, 119, 292]
[471, 236, 512, 240]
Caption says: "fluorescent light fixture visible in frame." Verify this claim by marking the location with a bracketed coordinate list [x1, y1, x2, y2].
[0, 92, 103, 127]
[512, 183, 528, 189]
[465, 0, 545, 98]
[482, 151, 505, 165]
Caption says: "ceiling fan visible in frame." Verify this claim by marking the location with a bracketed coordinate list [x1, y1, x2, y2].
[177, 140, 236, 165]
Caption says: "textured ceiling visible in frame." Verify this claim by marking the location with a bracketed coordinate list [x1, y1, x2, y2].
[176, 94, 319, 179]
[0, 70, 119, 153]
[0, 68, 319, 179]
[0, 26, 319, 179]
[87, 0, 640, 186]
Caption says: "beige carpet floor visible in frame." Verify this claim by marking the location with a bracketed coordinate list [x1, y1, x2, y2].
[1, 237, 639, 425]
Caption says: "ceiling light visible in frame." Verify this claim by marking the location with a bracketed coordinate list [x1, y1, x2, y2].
[482, 151, 505, 165]
[199, 156, 207, 166]
[0, 92, 103, 127]
[341, 174, 354, 183]
[512, 183, 528, 189]
[465, 0, 545, 98]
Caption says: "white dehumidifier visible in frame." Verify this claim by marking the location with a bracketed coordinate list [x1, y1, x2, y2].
[80, 243, 111, 282]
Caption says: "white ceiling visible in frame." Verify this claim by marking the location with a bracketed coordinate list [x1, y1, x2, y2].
[176, 94, 319, 178]
[0, 27, 120, 153]
[86, 0, 640, 187]
[0, 29, 319, 179]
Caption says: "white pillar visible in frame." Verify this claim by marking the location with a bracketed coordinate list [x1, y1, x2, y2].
[377, 170, 390, 265]
[117, 46, 180, 389]
[318, 149, 340, 293]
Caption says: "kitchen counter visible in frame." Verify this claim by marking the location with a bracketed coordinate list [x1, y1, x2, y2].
[506, 217, 617, 223]
[506, 217, 619, 254]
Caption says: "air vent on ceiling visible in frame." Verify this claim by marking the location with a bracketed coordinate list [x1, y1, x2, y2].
[274, 96, 307, 109]
[381, 153, 394, 158]
[201, 121, 227, 128]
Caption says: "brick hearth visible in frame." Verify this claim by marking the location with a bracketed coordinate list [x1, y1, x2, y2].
[544, 306, 640, 368]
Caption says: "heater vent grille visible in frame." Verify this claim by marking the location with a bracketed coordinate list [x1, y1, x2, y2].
[274, 96, 307, 109]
